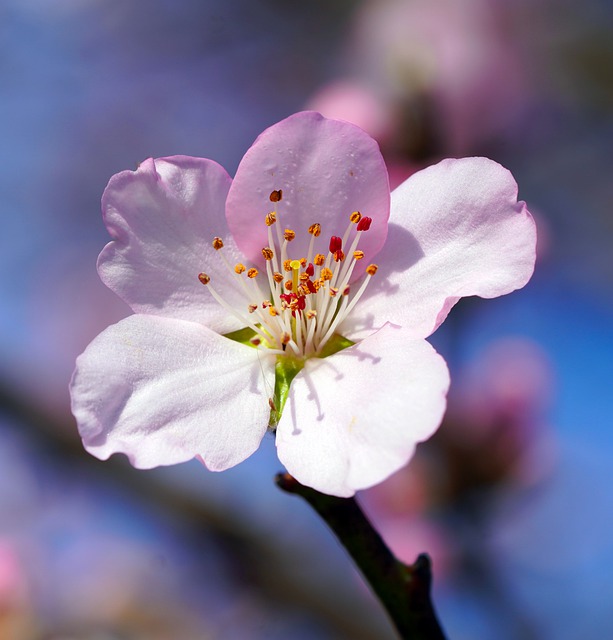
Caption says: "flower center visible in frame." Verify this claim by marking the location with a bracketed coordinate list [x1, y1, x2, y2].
[198, 189, 378, 360]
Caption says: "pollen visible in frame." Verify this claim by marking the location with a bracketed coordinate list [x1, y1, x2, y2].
[269, 306, 279, 316]
[265, 212, 277, 226]
[273, 272, 284, 284]
[198, 272, 210, 285]
[284, 279, 293, 291]
[350, 211, 362, 223]
[283, 259, 292, 272]
[308, 223, 321, 237]
[284, 229, 296, 241]
[269, 189, 283, 202]
[234, 263, 246, 274]
[212, 237, 224, 250]
[353, 250, 364, 260]
[247, 268, 259, 278]
[320, 267, 333, 281]
[262, 247, 274, 261]
[366, 263, 379, 276]
[314, 253, 325, 266]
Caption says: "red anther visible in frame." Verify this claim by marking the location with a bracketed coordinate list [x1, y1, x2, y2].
[357, 216, 372, 231]
[306, 263, 314, 277]
[329, 236, 342, 253]
[306, 280, 317, 294]
[296, 296, 306, 311]
[333, 249, 345, 262]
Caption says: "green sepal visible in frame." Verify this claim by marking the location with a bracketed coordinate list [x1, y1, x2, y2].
[268, 333, 354, 428]
[223, 326, 258, 347]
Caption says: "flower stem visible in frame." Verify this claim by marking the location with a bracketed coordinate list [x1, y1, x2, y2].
[275, 473, 447, 640]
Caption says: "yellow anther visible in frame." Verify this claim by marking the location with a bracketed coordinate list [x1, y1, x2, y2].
[234, 263, 246, 274]
[329, 287, 339, 297]
[353, 250, 365, 260]
[284, 280, 293, 291]
[283, 259, 292, 272]
[308, 223, 321, 237]
[299, 272, 309, 282]
[262, 300, 271, 308]
[273, 272, 284, 284]
[320, 268, 333, 281]
[306, 310, 317, 319]
[297, 284, 309, 296]
[265, 212, 277, 226]
[248, 304, 258, 313]
[212, 237, 224, 250]
[198, 273, 210, 285]
[269, 306, 279, 316]
[262, 247, 274, 261]
[350, 211, 362, 224]
[284, 229, 296, 242]
[366, 263, 379, 276]
[314, 253, 325, 266]
[247, 268, 259, 278]
[269, 189, 283, 202]
[300, 257, 307, 267]
[281, 332, 291, 345]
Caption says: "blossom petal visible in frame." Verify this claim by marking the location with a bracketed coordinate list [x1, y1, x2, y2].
[98, 156, 248, 333]
[70, 314, 275, 471]
[275, 324, 449, 497]
[226, 111, 390, 280]
[343, 157, 537, 340]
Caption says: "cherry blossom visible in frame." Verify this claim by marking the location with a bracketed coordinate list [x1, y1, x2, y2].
[70, 111, 536, 497]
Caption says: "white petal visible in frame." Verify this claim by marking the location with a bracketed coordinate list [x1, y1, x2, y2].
[70, 315, 276, 471]
[343, 157, 537, 340]
[275, 324, 449, 496]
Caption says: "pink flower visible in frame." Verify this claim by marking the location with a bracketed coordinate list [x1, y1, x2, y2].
[70, 112, 536, 497]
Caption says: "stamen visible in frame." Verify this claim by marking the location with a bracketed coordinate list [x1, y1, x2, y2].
[198, 272, 210, 285]
[320, 268, 333, 281]
[308, 223, 322, 237]
[329, 236, 342, 253]
[283, 259, 292, 272]
[353, 250, 364, 260]
[262, 247, 274, 261]
[357, 216, 372, 231]
[314, 253, 325, 266]
[234, 263, 246, 274]
[269, 189, 283, 202]
[265, 212, 277, 226]
[350, 211, 362, 224]
[284, 229, 296, 242]
[366, 263, 378, 275]
[247, 268, 259, 278]
[273, 272, 284, 284]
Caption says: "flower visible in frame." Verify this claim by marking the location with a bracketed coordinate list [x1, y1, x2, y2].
[70, 111, 536, 497]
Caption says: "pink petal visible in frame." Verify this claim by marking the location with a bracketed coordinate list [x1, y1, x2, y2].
[275, 324, 449, 497]
[70, 315, 275, 471]
[226, 111, 390, 279]
[345, 157, 537, 340]
[98, 156, 247, 333]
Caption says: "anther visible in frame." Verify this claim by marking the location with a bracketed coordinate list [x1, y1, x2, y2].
[262, 247, 274, 261]
[273, 272, 284, 284]
[308, 223, 322, 237]
[366, 263, 379, 276]
[329, 287, 339, 297]
[251, 337, 261, 346]
[283, 259, 292, 272]
[314, 253, 325, 266]
[333, 250, 345, 263]
[357, 217, 372, 231]
[350, 211, 362, 224]
[247, 268, 259, 278]
[234, 263, 246, 274]
[299, 272, 309, 282]
[281, 332, 291, 345]
[320, 268, 333, 281]
[343, 285, 350, 296]
[269, 306, 279, 316]
[269, 189, 283, 202]
[212, 237, 224, 250]
[284, 229, 296, 241]
[306, 310, 317, 319]
[265, 212, 277, 226]
[248, 304, 258, 313]
[305, 263, 314, 277]
[353, 250, 364, 260]
[198, 273, 210, 285]
[329, 236, 342, 253]
[284, 280, 293, 291]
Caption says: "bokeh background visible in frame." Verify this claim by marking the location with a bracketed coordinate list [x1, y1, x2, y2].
[1, 0, 612, 638]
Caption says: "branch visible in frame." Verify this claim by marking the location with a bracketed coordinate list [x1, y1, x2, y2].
[276, 472, 447, 640]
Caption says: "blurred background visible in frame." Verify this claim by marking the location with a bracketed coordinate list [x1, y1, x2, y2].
[1, 0, 612, 638]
